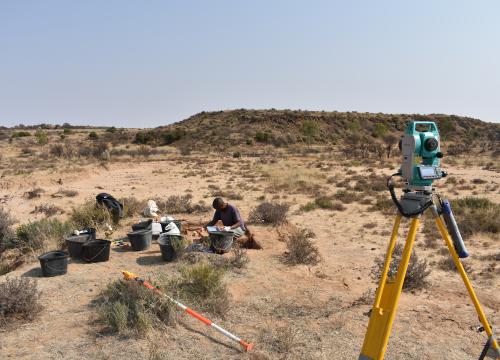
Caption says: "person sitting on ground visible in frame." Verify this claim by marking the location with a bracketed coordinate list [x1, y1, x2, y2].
[203, 197, 246, 253]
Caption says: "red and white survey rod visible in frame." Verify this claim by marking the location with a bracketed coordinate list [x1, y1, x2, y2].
[122, 270, 254, 351]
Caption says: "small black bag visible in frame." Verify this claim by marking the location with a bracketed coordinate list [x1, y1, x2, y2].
[96, 193, 124, 218]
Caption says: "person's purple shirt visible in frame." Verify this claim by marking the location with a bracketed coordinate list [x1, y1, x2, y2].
[212, 204, 245, 230]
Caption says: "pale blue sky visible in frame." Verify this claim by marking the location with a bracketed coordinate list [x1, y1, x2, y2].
[1, 0, 499, 127]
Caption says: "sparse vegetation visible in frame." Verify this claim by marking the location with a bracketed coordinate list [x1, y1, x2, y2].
[24, 187, 45, 199]
[249, 201, 289, 225]
[0, 208, 15, 253]
[0, 277, 42, 329]
[372, 243, 431, 291]
[31, 204, 64, 217]
[98, 279, 175, 336]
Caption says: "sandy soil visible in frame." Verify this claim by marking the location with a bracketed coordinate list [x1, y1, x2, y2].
[0, 151, 498, 359]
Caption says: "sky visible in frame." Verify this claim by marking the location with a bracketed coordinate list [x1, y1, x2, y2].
[1, 0, 499, 127]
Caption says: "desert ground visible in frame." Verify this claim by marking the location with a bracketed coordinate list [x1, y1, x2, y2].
[0, 127, 498, 360]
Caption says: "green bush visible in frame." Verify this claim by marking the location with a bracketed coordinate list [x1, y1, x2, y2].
[88, 131, 98, 140]
[69, 200, 113, 230]
[13, 219, 72, 251]
[11, 131, 31, 138]
[0, 208, 15, 253]
[170, 262, 229, 317]
[35, 129, 48, 145]
[255, 131, 269, 143]
[98, 279, 175, 336]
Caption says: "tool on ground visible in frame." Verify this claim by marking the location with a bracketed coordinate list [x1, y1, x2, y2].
[359, 121, 499, 360]
[122, 270, 254, 352]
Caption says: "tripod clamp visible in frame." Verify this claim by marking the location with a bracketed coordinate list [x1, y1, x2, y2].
[387, 173, 434, 218]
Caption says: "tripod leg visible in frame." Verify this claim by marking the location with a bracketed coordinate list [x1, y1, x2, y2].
[430, 206, 500, 359]
[359, 216, 419, 360]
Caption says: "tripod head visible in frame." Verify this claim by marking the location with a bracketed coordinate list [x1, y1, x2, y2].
[399, 121, 447, 192]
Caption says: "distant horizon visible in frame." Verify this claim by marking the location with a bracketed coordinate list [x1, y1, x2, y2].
[1, 108, 498, 129]
[2, 1, 499, 127]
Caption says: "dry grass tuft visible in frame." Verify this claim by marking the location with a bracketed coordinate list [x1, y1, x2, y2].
[69, 200, 113, 230]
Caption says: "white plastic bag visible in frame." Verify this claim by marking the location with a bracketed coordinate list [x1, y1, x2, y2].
[143, 200, 159, 217]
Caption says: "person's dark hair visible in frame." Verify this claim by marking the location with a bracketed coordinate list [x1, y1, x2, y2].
[212, 197, 225, 209]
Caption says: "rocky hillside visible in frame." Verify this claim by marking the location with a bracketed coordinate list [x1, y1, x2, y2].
[134, 109, 500, 152]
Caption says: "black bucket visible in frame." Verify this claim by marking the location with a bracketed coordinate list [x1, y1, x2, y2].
[66, 234, 92, 259]
[82, 240, 111, 263]
[158, 235, 184, 262]
[132, 220, 153, 232]
[160, 220, 182, 233]
[127, 229, 152, 251]
[38, 251, 69, 277]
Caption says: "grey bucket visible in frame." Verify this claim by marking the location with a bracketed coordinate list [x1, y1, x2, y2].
[127, 229, 152, 251]
[209, 233, 234, 254]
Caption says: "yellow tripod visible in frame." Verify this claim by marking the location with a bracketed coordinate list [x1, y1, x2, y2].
[359, 204, 499, 360]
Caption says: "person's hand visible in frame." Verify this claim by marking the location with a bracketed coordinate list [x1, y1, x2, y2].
[223, 226, 231, 232]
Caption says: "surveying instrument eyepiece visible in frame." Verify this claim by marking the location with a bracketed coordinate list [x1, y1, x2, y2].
[358, 121, 499, 360]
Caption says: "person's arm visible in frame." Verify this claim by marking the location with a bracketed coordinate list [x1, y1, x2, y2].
[204, 210, 220, 229]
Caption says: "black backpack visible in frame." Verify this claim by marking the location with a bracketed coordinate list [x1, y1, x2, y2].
[96, 193, 124, 218]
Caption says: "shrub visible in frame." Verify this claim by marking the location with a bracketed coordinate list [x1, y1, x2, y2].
[88, 131, 98, 140]
[0, 277, 42, 328]
[0, 208, 15, 252]
[210, 189, 243, 200]
[170, 262, 229, 317]
[98, 279, 175, 336]
[14, 218, 72, 251]
[371, 243, 431, 291]
[69, 200, 113, 230]
[121, 197, 146, 217]
[31, 204, 64, 217]
[451, 197, 500, 238]
[35, 129, 48, 145]
[158, 195, 210, 214]
[255, 131, 269, 143]
[370, 195, 395, 214]
[438, 256, 473, 273]
[249, 202, 289, 225]
[332, 190, 360, 204]
[11, 131, 31, 138]
[282, 227, 320, 265]
[24, 187, 45, 199]
[229, 245, 249, 269]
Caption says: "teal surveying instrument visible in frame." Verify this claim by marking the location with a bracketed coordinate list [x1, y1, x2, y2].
[359, 121, 499, 360]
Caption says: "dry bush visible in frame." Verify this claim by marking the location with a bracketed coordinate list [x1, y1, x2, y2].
[370, 195, 395, 214]
[13, 218, 72, 252]
[451, 197, 499, 238]
[249, 202, 289, 225]
[210, 188, 243, 200]
[97, 279, 175, 336]
[350, 289, 375, 307]
[121, 196, 146, 217]
[438, 256, 473, 273]
[229, 245, 250, 269]
[24, 187, 45, 199]
[51, 189, 78, 198]
[333, 190, 362, 204]
[31, 204, 64, 217]
[69, 200, 113, 230]
[371, 243, 431, 291]
[170, 262, 229, 317]
[0, 207, 15, 252]
[282, 227, 320, 266]
[0, 277, 42, 328]
[260, 324, 299, 359]
[157, 195, 210, 214]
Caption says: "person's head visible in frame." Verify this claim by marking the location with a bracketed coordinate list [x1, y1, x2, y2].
[212, 197, 227, 211]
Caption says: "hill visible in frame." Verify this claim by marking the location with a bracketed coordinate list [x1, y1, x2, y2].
[134, 109, 500, 151]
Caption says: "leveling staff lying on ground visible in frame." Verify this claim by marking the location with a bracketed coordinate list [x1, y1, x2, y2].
[202, 197, 246, 252]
